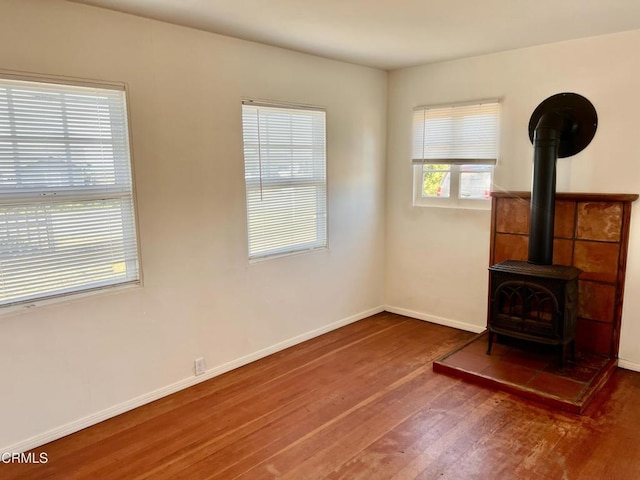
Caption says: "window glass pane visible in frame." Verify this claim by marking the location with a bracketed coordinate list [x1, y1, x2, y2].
[0, 198, 137, 305]
[247, 185, 322, 257]
[459, 164, 492, 199]
[422, 164, 450, 198]
[0, 82, 131, 195]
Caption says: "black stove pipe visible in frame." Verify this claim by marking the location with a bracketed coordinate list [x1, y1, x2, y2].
[525, 93, 597, 265]
[528, 112, 569, 265]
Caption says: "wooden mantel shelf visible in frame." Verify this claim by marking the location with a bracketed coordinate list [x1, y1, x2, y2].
[491, 191, 639, 202]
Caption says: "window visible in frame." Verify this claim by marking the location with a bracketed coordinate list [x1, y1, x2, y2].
[241, 101, 327, 260]
[0, 76, 139, 307]
[412, 100, 499, 209]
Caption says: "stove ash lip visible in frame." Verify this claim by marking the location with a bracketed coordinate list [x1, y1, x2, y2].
[526, 93, 598, 266]
[489, 259, 581, 281]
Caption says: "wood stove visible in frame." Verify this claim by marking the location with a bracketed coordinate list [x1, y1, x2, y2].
[487, 260, 580, 363]
[487, 93, 597, 364]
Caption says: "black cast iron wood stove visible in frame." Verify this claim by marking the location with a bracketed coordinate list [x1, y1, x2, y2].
[487, 93, 598, 364]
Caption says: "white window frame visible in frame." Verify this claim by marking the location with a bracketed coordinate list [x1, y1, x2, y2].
[412, 100, 500, 210]
[0, 73, 140, 309]
[241, 100, 327, 261]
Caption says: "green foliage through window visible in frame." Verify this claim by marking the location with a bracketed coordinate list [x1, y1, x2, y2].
[421, 164, 450, 197]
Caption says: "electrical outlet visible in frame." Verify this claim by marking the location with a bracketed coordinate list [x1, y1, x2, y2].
[194, 357, 206, 376]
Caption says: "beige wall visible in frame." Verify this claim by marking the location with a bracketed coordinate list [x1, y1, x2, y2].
[386, 30, 640, 369]
[0, 0, 387, 449]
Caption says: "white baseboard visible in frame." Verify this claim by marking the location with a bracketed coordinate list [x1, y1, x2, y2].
[617, 358, 640, 372]
[386, 305, 640, 373]
[2, 305, 385, 454]
[384, 305, 486, 334]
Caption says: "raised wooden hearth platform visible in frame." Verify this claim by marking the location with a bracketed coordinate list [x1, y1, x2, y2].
[433, 332, 617, 414]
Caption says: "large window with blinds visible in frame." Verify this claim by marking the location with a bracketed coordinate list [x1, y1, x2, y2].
[412, 100, 499, 209]
[0, 76, 140, 307]
[241, 101, 327, 260]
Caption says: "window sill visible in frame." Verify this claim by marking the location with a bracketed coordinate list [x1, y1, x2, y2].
[0, 282, 141, 318]
[413, 200, 491, 211]
[249, 245, 328, 264]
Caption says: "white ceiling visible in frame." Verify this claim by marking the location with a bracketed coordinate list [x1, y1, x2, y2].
[70, 0, 640, 70]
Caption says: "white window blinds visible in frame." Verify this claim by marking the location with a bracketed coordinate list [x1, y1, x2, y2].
[412, 101, 499, 165]
[0, 77, 139, 307]
[241, 102, 327, 259]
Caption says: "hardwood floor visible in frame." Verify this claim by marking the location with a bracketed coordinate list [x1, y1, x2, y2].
[3, 312, 640, 479]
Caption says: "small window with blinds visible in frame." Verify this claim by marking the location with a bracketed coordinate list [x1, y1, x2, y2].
[412, 100, 499, 209]
[0, 76, 140, 308]
[241, 101, 327, 260]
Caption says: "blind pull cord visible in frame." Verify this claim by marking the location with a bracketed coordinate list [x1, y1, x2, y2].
[256, 109, 264, 201]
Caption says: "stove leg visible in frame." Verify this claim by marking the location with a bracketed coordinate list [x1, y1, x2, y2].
[487, 331, 493, 355]
[559, 341, 576, 366]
